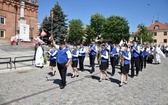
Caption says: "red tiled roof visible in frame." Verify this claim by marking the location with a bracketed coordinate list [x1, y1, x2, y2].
[131, 21, 168, 36]
[147, 21, 168, 30]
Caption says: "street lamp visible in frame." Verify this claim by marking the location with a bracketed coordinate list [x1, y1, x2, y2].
[14, 5, 18, 35]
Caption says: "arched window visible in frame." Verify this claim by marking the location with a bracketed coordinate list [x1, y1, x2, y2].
[154, 25, 159, 30]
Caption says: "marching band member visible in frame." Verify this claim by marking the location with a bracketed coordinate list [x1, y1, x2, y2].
[89, 41, 98, 73]
[139, 44, 144, 71]
[56, 42, 72, 89]
[131, 41, 140, 77]
[99, 44, 109, 82]
[78, 44, 86, 71]
[71, 45, 79, 78]
[110, 43, 119, 76]
[119, 44, 131, 87]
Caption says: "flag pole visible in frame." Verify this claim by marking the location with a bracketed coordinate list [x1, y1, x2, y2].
[50, 10, 54, 36]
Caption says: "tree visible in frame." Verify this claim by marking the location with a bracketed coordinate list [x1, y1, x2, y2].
[136, 24, 153, 44]
[68, 19, 85, 44]
[51, 2, 68, 43]
[39, 16, 51, 44]
[102, 15, 130, 43]
[85, 25, 96, 43]
[90, 13, 105, 37]
[41, 16, 51, 35]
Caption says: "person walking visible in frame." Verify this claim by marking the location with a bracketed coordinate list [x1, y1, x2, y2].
[143, 44, 149, 69]
[119, 44, 131, 87]
[105, 42, 111, 69]
[110, 43, 119, 76]
[71, 45, 79, 78]
[89, 41, 98, 73]
[48, 44, 57, 76]
[131, 41, 140, 77]
[139, 44, 144, 71]
[98, 44, 109, 82]
[56, 42, 72, 89]
[78, 44, 86, 71]
[35, 41, 44, 68]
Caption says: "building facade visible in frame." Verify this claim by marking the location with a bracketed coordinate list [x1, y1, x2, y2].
[0, 0, 38, 41]
[131, 21, 168, 45]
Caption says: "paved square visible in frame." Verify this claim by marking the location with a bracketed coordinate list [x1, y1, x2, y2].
[0, 45, 168, 105]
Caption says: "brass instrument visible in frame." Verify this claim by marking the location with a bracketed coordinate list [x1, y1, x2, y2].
[98, 50, 102, 65]
[121, 51, 125, 67]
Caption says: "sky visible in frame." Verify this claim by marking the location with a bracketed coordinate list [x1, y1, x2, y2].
[38, 0, 168, 33]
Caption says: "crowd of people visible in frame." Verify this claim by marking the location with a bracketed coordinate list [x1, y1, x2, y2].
[33, 36, 167, 89]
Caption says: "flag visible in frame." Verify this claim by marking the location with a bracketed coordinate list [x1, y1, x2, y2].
[41, 29, 47, 37]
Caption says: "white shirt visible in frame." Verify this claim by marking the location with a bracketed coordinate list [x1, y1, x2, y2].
[133, 44, 140, 54]
[101, 50, 108, 59]
[110, 46, 119, 57]
[78, 47, 86, 56]
[140, 46, 144, 52]
[49, 48, 57, 56]
[166, 47, 168, 51]
[62, 47, 72, 59]
[106, 44, 111, 51]
[72, 50, 79, 57]
[124, 51, 131, 60]
[89, 45, 98, 53]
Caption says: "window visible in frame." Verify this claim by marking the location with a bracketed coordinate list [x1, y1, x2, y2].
[154, 25, 159, 30]
[0, 30, 5, 38]
[164, 39, 167, 43]
[164, 32, 167, 36]
[154, 32, 157, 36]
[154, 39, 157, 43]
[0, 16, 5, 25]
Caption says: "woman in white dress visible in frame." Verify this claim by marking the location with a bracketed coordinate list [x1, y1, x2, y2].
[35, 42, 44, 68]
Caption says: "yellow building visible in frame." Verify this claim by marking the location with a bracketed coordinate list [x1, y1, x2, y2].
[131, 21, 168, 45]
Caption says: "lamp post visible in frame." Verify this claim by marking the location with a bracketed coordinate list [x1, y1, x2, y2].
[14, 5, 18, 35]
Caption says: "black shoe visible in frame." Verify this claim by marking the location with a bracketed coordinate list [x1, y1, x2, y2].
[90, 71, 93, 74]
[119, 84, 123, 87]
[76, 75, 79, 77]
[52, 71, 56, 76]
[60, 85, 65, 89]
[111, 74, 114, 76]
[99, 79, 102, 82]
[71, 75, 75, 78]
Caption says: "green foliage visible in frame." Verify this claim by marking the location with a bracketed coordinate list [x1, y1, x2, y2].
[90, 14, 105, 36]
[85, 14, 105, 43]
[41, 16, 51, 35]
[102, 15, 130, 43]
[85, 25, 96, 43]
[68, 19, 85, 44]
[51, 2, 68, 43]
[136, 24, 153, 43]
[40, 2, 68, 43]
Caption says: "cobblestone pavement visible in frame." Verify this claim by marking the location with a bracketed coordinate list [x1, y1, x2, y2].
[0, 55, 168, 105]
